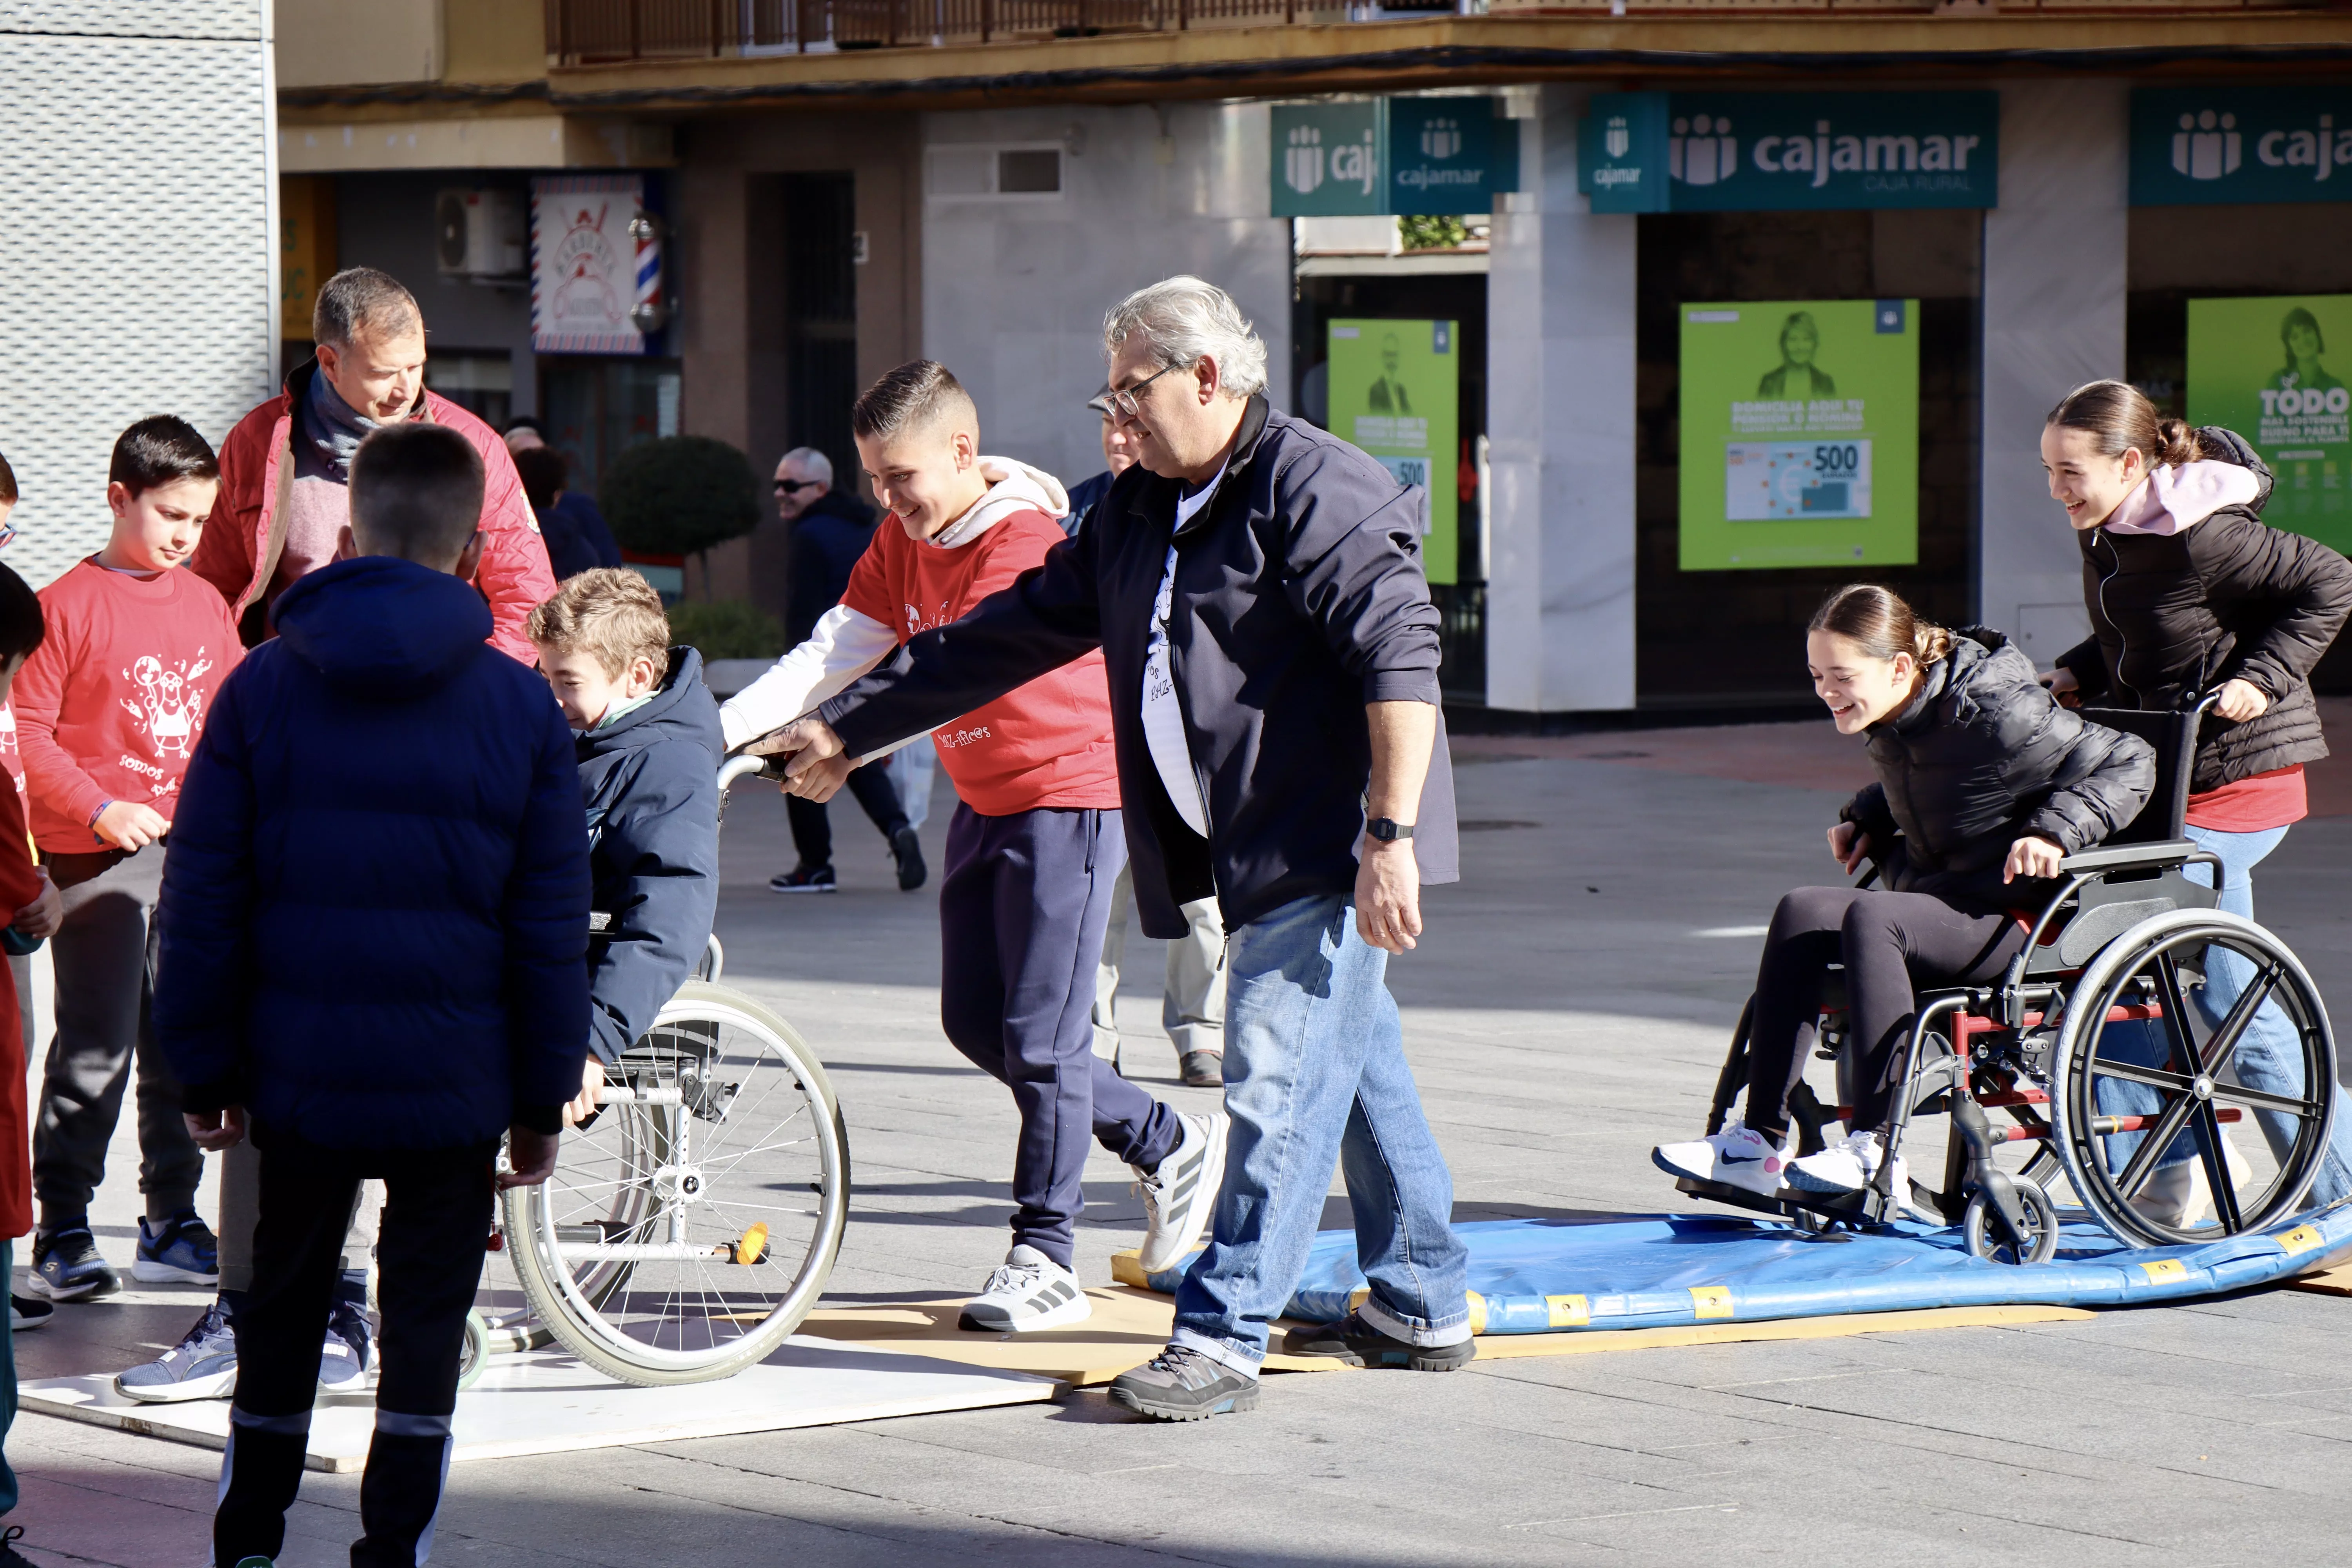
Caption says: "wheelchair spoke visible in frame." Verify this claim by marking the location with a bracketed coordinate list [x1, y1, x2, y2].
[2209, 1080, 2326, 1120]
[2151, 955, 2204, 1079]
[2113, 1087, 2201, 1202]
[2195, 1104, 2244, 1233]
[2087, 1058, 2196, 1096]
[2197, 958, 2285, 1081]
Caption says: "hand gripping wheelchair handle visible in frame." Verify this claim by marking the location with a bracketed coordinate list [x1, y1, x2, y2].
[718, 752, 794, 790]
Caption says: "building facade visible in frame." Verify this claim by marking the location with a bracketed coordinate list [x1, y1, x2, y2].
[272, 1, 2352, 711]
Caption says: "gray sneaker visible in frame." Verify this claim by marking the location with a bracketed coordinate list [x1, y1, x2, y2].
[1108, 1344, 1259, 1421]
[116, 1298, 238, 1403]
[1133, 1110, 1227, 1275]
[957, 1245, 1091, 1334]
[1178, 1049, 1224, 1089]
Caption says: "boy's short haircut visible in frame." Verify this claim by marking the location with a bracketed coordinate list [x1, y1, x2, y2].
[512, 445, 567, 511]
[313, 267, 423, 350]
[109, 416, 220, 499]
[349, 423, 483, 565]
[0, 564, 44, 665]
[528, 568, 670, 680]
[0, 449, 16, 506]
[851, 360, 979, 446]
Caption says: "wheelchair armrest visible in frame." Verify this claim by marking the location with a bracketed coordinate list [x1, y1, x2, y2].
[2056, 838, 2203, 875]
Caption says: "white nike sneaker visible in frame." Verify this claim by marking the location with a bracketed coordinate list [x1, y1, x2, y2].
[1652, 1120, 1795, 1197]
[957, 1245, 1093, 1334]
[1134, 1110, 1228, 1275]
[1786, 1128, 1909, 1197]
[2130, 1131, 2254, 1229]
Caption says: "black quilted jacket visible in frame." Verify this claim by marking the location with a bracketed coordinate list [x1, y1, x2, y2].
[2054, 427, 2352, 792]
[1842, 628, 2156, 913]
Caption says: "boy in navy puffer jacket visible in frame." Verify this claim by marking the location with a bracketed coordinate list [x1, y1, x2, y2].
[527, 567, 722, 1116]
[156, 423, 590, 1568]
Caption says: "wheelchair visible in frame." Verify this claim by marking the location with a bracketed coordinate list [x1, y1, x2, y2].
[465, 754, 852, 1387]
[1679, 691, 2339, 1263]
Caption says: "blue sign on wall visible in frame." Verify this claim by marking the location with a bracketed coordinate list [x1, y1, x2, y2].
[1580, 92, 1998, 214]
[2132, 87, 2352, 206]
[1272, 98, 1519, 218]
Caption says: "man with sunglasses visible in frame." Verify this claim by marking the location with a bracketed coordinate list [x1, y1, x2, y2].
[752, 275, 1468, 1420]
[769, 447, 923, 894]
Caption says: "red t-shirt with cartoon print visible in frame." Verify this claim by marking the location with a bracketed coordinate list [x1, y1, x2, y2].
[12, 559, 242, 855]
[841, 510, 1120, 816]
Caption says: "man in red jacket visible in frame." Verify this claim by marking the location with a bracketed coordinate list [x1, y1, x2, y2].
[194, 267, 555, 663]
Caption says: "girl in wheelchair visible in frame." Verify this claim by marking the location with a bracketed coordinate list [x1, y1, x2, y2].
[1655, 584, 2155, 1203]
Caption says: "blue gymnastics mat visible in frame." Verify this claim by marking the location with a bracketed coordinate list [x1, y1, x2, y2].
[1129, 1202, 2352, 1335]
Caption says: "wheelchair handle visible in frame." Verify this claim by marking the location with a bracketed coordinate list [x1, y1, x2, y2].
[719, 752, 791, 791]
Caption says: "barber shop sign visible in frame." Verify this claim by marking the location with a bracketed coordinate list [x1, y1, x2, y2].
[2132, 88, 2352, 206]
[1579, 92, 1998, 214]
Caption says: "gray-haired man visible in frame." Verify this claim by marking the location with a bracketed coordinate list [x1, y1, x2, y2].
[755, 275, 1472, 1419]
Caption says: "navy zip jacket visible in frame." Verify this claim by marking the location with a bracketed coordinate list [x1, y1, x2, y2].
[785, 490, 879, 644]
[155, 556, 592, 1148]
[580, 646, 723, 1065]
[820, 395, 1459, 940]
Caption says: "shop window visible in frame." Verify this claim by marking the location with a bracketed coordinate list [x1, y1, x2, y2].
[539, 357, 682, 504]
[1633, 209, 1982, 708]
[424, 350, 513, 431]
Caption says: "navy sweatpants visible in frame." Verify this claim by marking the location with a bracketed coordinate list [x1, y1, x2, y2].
[939, 803, 1182, 1269]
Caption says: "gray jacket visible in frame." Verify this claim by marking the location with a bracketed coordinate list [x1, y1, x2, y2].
[821, 395, 1458, 938]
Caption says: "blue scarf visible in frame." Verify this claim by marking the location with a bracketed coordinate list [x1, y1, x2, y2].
[301, 366, 382, 483]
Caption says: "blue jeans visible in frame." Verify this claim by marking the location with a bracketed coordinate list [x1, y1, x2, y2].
[1171, 895, 1470, 1375]
[2096, 824, 2352, 1207]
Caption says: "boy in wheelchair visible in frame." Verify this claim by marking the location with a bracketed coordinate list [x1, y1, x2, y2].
[527, 568, 724, 1120]
[1656, 585, 2155, 1206]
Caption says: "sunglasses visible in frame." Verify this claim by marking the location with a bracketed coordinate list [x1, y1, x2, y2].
[773, 479, 824, 494]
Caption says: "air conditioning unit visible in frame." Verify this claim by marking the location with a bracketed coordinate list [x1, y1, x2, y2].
[435, 188, 525, 279]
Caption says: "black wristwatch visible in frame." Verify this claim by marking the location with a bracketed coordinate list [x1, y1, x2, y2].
[1365, 817, 1415, 842]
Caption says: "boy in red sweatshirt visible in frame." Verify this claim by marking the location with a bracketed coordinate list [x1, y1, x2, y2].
[16, 416, 241, 1301]
[725, 361, 1224, 1331]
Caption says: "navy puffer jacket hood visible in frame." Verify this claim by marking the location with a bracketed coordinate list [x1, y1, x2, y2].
[576, 646, 722, 1064]
[155, 556, 592, 1149]
[1841, 627, 2156, 914]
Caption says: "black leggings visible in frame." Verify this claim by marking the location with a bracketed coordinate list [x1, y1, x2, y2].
[1744, 886, 2027, 1140]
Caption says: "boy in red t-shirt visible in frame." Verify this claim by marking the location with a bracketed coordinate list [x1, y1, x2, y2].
[15, 417, 241, 1301]
[723, 361, 1224, 1332]
[0, 559, 65, 1562]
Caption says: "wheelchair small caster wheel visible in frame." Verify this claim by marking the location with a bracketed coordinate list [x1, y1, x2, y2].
[456, 1308, 491, 1392]
[1963, 1178, 2059, 1266]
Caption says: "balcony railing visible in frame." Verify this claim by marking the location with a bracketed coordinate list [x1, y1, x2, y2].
[544, 0, 2328, 63]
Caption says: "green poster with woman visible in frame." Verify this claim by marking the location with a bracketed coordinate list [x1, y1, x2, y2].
[2187, 294, 2352, 553]
[1678, 298, 1919, 571]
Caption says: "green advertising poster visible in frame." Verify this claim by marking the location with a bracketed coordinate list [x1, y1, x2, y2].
[1327, 318, 1459, 584]
[1677, 298, 1920, 571]
[2186, 294, 2352, 553]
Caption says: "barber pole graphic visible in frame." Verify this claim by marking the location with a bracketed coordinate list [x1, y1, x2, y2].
[629, 211, 668, 335]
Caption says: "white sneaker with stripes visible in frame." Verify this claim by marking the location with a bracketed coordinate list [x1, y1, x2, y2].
[958, 1245, 1092, 1334]
[1134, 1110, 1228, 1275]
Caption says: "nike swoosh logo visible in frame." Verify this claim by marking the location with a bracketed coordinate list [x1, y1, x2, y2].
[1720, 1152, 1765, 1165]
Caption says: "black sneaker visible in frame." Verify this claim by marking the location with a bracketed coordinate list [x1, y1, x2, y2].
[1107, 1344, 1259, 1421]
[30, 1225, 119, 1301]
[10, 1295, 52, 1332]
[1279, 1309, 1475, 1371]
[769, 864, 837, 894]
[890, 826, 927, 891]
[0, 1524, 40, 1568]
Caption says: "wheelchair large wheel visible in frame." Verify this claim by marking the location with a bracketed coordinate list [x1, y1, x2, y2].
[2053, 909, 2336, 1248]
[505, 981, 851, 1385]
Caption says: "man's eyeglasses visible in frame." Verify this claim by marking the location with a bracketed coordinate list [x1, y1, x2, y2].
[1106, 362, 1185, 421]
[773, 479, 824, 495]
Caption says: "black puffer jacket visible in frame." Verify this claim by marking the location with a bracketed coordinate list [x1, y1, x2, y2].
[1842, 628, 2156, 914]
[2054, 427, 2352, 792]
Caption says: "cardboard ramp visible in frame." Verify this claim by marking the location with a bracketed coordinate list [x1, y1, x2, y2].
[19, 1338, 1055, 1473]
[1119, 1203, 2352, 1336]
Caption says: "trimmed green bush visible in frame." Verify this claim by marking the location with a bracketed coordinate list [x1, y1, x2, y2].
[667, 599, 788, 662]
[601, 436, 763, 557]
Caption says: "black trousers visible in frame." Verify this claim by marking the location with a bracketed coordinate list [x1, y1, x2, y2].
[1745, 887, 2027, 1138]
[215, 1127, 496, 1568]
[786, 759, 907, 869]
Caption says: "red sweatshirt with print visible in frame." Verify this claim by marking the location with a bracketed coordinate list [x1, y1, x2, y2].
[13, 559, 242, 856]
[841, 510, 1120, 815]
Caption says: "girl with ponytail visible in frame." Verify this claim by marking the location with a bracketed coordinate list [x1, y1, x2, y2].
[2040, 379, 2352, 1219]
[1655, 584, 2154, 1203]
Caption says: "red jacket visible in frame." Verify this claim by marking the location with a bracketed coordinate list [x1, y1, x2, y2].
[195, 359, 556, 664]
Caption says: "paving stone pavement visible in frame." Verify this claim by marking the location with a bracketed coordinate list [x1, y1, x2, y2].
[10, 723, 2352, 1567]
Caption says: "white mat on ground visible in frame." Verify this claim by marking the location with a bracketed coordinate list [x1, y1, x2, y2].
[19, 1339, 1057, 1472]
